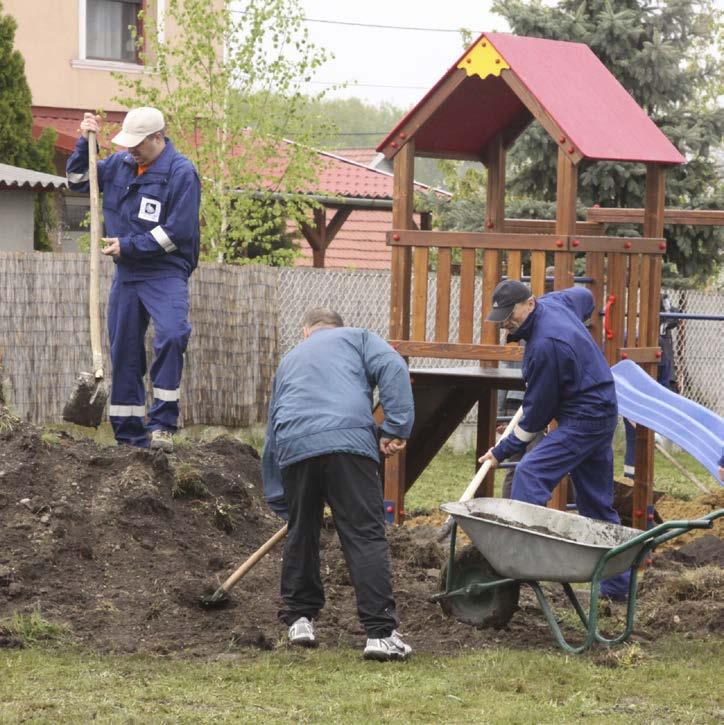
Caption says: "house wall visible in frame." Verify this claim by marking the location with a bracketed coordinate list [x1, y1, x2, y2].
[5, 0, 219, 112]
[0, 192, 35, 252]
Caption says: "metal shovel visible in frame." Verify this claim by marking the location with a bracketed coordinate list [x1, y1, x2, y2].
[62, 130, 108, 427]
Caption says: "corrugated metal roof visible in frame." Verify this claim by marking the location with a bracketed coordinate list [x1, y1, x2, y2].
[379, 32, 685, 165]
[0, 163, 68, 191]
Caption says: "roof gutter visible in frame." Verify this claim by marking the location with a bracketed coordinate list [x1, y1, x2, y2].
[241, 190, 395, 210]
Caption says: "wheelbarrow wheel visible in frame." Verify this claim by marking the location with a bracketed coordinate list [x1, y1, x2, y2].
[438, 544, 520, 628]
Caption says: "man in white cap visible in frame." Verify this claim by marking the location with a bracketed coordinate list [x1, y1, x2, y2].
[66, 108, 201, 452]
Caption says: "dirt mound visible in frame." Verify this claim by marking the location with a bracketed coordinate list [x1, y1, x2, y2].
[0, 413, 721, 657]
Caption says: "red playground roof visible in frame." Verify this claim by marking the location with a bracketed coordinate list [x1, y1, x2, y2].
[378, 33, 684, 165]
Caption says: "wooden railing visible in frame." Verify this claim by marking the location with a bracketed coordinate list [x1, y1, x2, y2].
[387, 230, 666, 365]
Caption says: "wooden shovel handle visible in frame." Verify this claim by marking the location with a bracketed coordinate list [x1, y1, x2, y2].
[220, 523, 288, 593]
[459, 405, 524, 502]
[88, 130, 103, 377]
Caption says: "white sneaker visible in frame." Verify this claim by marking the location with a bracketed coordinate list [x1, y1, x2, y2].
[363, 630, 412, 661]
[288, 617, 317, 647]
[150, 429, 174, 453]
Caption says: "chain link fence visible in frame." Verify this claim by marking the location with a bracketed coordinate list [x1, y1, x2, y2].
[665, 288, 724, 415]
[277, 269, 724, 415]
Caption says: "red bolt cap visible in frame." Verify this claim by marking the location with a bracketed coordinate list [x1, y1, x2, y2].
[392, 233, 400, 241]
[572, 238, 580, 247]
[635, 509, 644, 517]
[621, 352, 628, 359]
[655, 350, 662, 359]
[399, 132, 406, 139]
[659, 242, 666, 251]
[567, 145, 574, 154]
[390, 141, 398, 148]
[645, 558, 653, 566]
[486, 220, 494, 229]
[559, 135, 566, 144]
[555, 239, 564, 248]
[386, 505, 394, 513]
[647, 513, 655, 521]
[399, 510, 405, 518]
[624, 241, 632, 249]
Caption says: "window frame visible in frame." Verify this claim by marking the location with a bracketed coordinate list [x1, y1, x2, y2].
[75, 0, 161, 72]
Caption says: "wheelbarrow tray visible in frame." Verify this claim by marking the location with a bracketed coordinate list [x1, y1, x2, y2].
[440, 498, 642, 583]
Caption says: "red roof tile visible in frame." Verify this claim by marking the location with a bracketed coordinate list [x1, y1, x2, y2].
[330, 148, 380, 166]
[32, 107, 123, 153]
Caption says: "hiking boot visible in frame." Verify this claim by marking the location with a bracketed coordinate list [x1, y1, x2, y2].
[363, 630, 412, 661]
[150, 429, 174, 453]
[288, 617, 317, 647]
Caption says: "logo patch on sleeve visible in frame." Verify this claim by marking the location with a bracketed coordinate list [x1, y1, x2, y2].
[138, 197, 161, 222]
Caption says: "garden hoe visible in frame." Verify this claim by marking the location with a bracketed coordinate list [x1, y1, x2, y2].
[200, 523, 288, 609]
[62, 130, 108, 427]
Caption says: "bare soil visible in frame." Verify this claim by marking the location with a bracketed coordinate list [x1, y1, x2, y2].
[0, 414, 721, 657]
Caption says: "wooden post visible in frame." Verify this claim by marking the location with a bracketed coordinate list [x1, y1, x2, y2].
[633, 164, 666, 530]
[389, 141, 415, 340]
[386, 140, 415, 523]
[477, 134, 505, 496]
[549, 148, 578, 510]
[300, 206, 351, 269]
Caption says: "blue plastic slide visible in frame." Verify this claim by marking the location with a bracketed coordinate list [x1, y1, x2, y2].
[611, 359, 723, 483]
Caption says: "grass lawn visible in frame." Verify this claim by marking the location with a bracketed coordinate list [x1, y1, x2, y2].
[1, 637, 722, 723]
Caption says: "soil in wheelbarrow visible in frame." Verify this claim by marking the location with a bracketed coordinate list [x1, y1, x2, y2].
[469, 511, 580, 542]
[0, 410, 721, 656]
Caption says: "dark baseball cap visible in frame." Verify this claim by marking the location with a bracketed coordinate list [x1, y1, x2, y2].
[486, 280, 532, 322]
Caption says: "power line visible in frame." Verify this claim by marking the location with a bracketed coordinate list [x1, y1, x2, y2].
[230, 9, 479, 34]
[304, 80, 429, 90]
[302, 17, 480, 34]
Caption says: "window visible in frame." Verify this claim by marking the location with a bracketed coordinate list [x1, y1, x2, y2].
[86, 0, 142, 63]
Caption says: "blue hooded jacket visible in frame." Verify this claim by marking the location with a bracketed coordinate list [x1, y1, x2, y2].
[262, 327, 415, 519]
[66, 137, 200, 281]
[492, 287, 617, 463]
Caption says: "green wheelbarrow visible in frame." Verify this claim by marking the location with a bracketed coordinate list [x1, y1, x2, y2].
[432, 498, 724, 654]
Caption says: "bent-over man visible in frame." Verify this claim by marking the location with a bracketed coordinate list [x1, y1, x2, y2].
[480, 280, 629, 600]
[262, 308, 414, 660]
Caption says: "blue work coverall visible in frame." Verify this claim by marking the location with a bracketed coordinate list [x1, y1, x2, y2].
[262, 326, 414, 636]
[491, 287, 629, 600]
[67, 137, 200, 446]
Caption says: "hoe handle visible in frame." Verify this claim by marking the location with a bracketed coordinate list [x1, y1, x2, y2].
[88, 130, 103, 378]
[220, 524, 288, 593]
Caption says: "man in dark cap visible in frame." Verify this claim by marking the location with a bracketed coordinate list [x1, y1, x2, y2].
[479, 280, 629, 600]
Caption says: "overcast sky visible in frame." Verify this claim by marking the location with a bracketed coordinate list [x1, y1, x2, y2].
[241, 0, 512, 108]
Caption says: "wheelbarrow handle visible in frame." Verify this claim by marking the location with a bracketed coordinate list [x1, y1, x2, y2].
[604, 509, 724, 559]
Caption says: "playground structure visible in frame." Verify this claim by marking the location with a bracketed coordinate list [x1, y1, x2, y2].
[374, 32, 706, 529]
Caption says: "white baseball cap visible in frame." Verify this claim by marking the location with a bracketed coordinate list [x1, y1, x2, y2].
[111, 107, 165, 148]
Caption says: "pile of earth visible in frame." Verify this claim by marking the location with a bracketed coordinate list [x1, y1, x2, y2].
[0, 410, 721, 657]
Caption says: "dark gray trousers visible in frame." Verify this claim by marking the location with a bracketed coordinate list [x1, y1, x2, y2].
[278, 452, 398, 638]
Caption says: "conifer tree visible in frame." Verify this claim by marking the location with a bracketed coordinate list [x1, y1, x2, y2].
[0, 2, 57, 250]
[493, 0, 723, 281]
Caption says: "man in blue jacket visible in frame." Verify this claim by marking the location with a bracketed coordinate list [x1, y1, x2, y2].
[479, 280, 629, 600]
[262, 308, 415, 660]
[67, 108, 201, 452]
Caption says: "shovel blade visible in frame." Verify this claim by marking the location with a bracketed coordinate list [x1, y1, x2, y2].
[62, 371, 108, 428]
